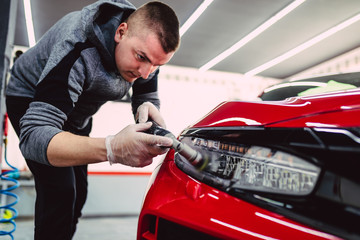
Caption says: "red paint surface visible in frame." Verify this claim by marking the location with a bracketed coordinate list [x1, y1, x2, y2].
[137, 90, 360, 240]
[193, 89, 360, 128]
[138, 152, 342, 240]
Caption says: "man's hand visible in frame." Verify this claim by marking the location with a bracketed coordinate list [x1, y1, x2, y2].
[136, 102, 166, 128]
[105, 122, 173, 167]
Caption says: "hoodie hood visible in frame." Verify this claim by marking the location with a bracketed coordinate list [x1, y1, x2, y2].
[82, 0, 136, 71]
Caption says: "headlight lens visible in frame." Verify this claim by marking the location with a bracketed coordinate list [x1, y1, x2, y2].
[176, 137, 321, 196]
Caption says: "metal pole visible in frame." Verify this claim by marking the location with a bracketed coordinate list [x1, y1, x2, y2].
[0, 0, 18, 222]
[0, 0, 18, 164]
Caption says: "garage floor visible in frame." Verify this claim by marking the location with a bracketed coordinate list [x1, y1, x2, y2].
[12, 216, 138, 240]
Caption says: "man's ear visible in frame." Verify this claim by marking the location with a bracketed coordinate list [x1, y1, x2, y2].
[114, 22, 128, 43]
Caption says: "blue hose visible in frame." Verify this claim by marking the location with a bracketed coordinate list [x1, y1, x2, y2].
[0, 137, 19, 240]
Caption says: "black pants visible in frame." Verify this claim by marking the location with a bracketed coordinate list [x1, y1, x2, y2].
[6, 96, 89, 240]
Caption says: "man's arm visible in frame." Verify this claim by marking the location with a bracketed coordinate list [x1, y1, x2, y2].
[47, 132, 107, 167]
[47, 122, 173, 167]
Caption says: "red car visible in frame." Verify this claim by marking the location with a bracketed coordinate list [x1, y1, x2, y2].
[137, 85, 360, 239]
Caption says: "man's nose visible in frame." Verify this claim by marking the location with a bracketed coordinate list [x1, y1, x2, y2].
[139, 63, 157, 79]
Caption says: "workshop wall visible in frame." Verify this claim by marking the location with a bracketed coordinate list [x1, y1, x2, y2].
[88, 65, 280, 174]
[290, 46, 360, 79]
[3, 59, 280, 217]
[5, 45, 360, 217]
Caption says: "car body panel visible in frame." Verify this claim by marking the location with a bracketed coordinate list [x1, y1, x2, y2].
[138, 85, 360, 240]
[267, 107, 360, 128]
[138, 150, 342, 240]
[194, 89, 360, 128]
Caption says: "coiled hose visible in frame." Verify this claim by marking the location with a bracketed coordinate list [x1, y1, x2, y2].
[0, 113, 19, 240]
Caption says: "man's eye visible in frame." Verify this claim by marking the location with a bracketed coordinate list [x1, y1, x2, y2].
[137, 54, 145, 61]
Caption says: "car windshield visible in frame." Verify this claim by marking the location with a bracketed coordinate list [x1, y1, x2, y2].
[259, 72, 360, 101]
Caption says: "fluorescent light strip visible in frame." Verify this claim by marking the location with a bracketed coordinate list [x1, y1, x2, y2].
[180, 0, 214, 37]
[245, 12, 360, 77]
[199, 0, 306, 72]
[23, 0, 36, 47]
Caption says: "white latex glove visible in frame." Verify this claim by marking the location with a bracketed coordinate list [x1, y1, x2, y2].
[105, 122, 173, 167]
[136, 102, 166, 128]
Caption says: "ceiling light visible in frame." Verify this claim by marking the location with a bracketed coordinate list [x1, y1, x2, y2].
[23, 0, 36, 47]
[199, 0, 306, 72]
[180, 0, 214, 37]
[245, 12, 360, 77]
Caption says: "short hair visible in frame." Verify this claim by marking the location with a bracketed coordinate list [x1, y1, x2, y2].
[126, 1, 180, 53]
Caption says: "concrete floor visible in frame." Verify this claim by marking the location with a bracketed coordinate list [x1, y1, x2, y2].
[9, 216, 138, 240]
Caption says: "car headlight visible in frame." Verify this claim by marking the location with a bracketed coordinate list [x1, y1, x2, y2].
[175, 137, 321, 196]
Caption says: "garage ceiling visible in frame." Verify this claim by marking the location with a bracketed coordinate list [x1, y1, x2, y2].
[13, 0, 360, 79]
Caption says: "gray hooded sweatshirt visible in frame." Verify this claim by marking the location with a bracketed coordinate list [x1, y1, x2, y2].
[6, 0, 161, 165]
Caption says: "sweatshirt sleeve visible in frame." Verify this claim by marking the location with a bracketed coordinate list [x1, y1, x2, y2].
[18, 42, 91, 165]
[131, 68, 161, 116]
[19, 102, 66, 165]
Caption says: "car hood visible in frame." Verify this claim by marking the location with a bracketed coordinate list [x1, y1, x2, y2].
[192, 89, 360, 128]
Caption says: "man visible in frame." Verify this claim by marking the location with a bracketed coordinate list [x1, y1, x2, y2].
[5, 0, 180, 239]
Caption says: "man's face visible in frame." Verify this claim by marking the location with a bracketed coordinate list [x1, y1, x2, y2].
[114, 23, 174, 82]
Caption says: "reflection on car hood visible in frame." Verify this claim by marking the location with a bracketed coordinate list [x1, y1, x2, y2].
[192, 89, 360, 128]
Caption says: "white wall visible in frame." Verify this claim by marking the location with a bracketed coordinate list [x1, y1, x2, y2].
[6, 44, 360, 216]
[5, 45, 360, 172]
[2, 62, 280, 217]
[88, 65, 280, 173]
[3, 64, 280, 173]
[290, 47, 360, 79]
